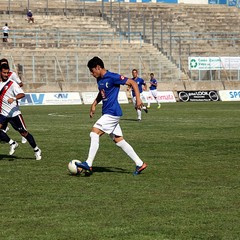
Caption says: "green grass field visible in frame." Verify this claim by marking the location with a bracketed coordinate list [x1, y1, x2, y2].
[0, 102, 239, 240]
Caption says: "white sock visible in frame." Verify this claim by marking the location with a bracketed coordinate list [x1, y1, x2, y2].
[116, 139, 143, 166]
[137, 109, 141, 120]
[86, 132, 99, 167]
[9, 139, 14, 145]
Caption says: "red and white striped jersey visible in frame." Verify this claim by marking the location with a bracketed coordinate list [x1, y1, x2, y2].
[0, 79, 24, 117]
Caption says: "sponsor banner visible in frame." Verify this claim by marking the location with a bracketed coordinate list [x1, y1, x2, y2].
[178, 90, 220, 102]
[142, 91, 176, 103]
[208, 0, 218, 3]
[228, 0, 237, 6]
[219, 90, 240, 101]
[81, 91, 129, 105]
[19, 92, 82, 106]
[189, 57, 240, 70]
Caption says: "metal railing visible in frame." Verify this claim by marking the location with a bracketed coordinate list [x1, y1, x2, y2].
[2, 29, 143, 48]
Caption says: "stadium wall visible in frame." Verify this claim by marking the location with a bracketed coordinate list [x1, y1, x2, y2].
[89, 0, 233, 4]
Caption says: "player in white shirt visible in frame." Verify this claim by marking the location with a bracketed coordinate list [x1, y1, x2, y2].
[0, 63, 42, 160]
[2, 23, 9, 42]
[0, 58, 27, 143]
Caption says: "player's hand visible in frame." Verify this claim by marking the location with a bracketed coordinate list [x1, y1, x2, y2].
[90, 105, 96, 118]
[136, 99, 143, 110]
[8, 98, 15, 104]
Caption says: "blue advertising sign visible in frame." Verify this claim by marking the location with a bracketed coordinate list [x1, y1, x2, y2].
[156, 0, 177, 2]
[209, 0, 218, 3]
[228, 0, 237, 6]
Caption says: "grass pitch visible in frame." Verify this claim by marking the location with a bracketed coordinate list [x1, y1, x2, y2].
[0, 102, 239, 240]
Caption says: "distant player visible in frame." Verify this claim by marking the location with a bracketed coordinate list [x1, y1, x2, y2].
[147, 73, 161, 109]
[0, 63, 42, 160]
[75, 56, 147, 176]
[131, 69, 148, 121]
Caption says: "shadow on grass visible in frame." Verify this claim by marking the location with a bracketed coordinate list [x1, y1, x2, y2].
[68, 166, 131, 177]
[0, 154, 34, 161]
[92, 166, 131, 174]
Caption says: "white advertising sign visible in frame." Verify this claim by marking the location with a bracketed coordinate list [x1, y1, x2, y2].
[142, 91, 176, 103]
[189, 57, 240, 70]
[219, 90, 240, 101]
[19, 92, 82, 105]
[81, 91, 129, 105]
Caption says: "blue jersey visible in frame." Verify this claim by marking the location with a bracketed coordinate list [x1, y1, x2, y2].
[131, 77, 146, 97]
[149, 78, 157, 90]
[97, 71, 128, 116]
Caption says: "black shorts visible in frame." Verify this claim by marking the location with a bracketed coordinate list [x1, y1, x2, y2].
[0, 114, 27, 133]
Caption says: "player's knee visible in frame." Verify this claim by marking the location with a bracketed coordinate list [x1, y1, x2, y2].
[114, 136, 124, 144]
[20, 130, 28, 137]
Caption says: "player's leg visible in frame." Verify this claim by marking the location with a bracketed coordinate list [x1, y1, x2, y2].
[75, 116, 107, 172]
[112, 125, 147, 175]
[0, 130, 18, 155]
[0, 118, 18, 155]
[85, 129, 103, 168]
[152, 90, 161, 108]
[147, 90, 152, 108]
[9, 115, 42, 160]
[1, 121, 10, 133]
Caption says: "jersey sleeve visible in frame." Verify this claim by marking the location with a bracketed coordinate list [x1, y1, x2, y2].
[11, 81, 24, 96]
[112, 73, 128, 85]
[9, 72, 22, 85]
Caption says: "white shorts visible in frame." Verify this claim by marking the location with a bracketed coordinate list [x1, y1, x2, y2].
[150, 89, 158, 98]
[93, 114, 123, 136]
[132, 92, 144, 106]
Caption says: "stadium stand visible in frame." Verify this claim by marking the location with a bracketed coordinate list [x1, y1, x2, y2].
[0, 0, 240, 92]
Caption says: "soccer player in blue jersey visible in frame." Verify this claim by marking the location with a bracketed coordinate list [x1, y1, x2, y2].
[131, 69, 148, 121]
[75, 56, 147, 176]
[147, 73, 161, 109]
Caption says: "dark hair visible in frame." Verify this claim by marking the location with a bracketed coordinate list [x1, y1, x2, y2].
[87, 56, 104, 69]
[0, 63, 10, 71]
[0, 58, 9, 65]
[150, 73, 154, 76]
[132, 69, 138, 73]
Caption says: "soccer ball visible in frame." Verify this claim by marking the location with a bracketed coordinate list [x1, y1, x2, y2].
[68, 160, 83, 175]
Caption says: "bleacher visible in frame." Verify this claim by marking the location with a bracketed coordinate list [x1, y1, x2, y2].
[0, 0, 240, 92]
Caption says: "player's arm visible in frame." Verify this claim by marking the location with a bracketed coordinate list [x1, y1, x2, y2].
[89, 91, 103, 118]
[8, 93, 25, 104]
[125, 79, 143, 109]
[12, 72, 23, 87]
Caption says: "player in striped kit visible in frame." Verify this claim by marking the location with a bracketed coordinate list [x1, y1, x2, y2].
[0, 58, 27, 143]
[0, 63, 41, 160]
